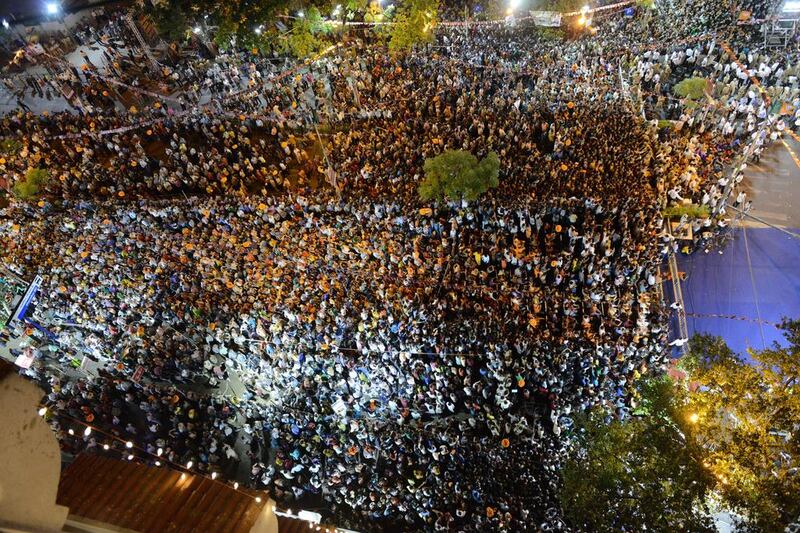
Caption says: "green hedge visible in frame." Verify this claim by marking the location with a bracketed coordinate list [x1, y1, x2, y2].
[662, 204, 710, 218]
[12, 168, 49, 200]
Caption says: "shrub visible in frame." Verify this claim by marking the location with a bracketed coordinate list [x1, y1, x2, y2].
[12, 168, 49, 200]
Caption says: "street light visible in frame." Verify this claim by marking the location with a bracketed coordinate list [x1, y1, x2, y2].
[689, 412, 700, 424]
[297, 10, 305, 18]
[2, 19, 9, 30]
[193, 26, 202, 34]
[45, 2, 60, 15]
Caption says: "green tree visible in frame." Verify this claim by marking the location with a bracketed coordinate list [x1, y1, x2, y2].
[388, 0, 439, 53]
[561, 377, 716, 533]
[344, 0, 369, 20]
[12, 168, 49, 200]
[546, 0, 585, 12]
[279, 8, 330, 58]
[144, 0, 336, 48]
[673, 77, 711, 101]
[418, 150, 500, 202]
[661, 203, 710, 219]
[0, 138, 22, 155]
[682, 324, 800, 532]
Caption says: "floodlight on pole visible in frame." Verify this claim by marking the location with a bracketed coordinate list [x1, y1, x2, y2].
[46, 2, 60, 15]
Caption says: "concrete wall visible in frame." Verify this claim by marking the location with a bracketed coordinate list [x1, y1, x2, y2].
[0, 365, 69, 532]
[249, 498, 279, 533]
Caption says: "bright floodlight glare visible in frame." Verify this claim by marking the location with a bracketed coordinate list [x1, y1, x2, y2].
[577, 14, 587, 25]
[581, 4, 590, 13]
[255, 26, 262, 35]
[297, 10, 304, 17]
[193, 26, 201, 34]
[784, 0, 800, 11]
[46, 2, 59, 15]
[508, 0, 521, 10]
[2, 19, 9, 29]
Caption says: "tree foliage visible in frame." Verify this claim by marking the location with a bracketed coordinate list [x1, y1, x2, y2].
[682, 325, 800, 532]
[149, 0, 190, 42]
[12, 168, 49, 200]
[674, 77, 711, 101]
[144, 0, 336, 48]
[0, 137, 22, 155]
[662, 203, 710, 219]
[561, 377, 716, 533]
[562, 323, 800, 533]
[280, 8, 330, 58]
[418, 150, 500, 202]
[389, 0, 439, 53]
[545, 0, 585, 12]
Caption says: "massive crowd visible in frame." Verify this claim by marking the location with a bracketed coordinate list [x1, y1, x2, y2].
[0, 0, 795, 529]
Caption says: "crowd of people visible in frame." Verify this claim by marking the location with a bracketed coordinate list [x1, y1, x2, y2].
[0, 0, 795, 530]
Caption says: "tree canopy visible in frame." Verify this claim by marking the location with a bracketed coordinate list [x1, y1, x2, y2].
[561, 377, 716, 533]
[561, 322, 800, 532]
[12, 168, 49, 200]
[674, 76, 711, 101]
[389, 0, 439, 53]
[683, 326, 800, 531]
[146, 0, 337, 54]
[418, 149, 500, 202]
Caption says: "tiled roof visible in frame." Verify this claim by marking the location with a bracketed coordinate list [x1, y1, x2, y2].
[57, 453, 267, 533]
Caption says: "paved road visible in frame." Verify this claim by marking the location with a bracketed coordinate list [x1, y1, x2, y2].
[742, 133, 800, 229]
[0, 42, 127, 114]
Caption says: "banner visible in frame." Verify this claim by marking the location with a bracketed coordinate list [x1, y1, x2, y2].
[6, 275, 42, 326]
[530, 10, 562, 27]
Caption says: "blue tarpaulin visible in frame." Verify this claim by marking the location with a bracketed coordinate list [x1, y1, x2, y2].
[677, 227, 800, 356]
